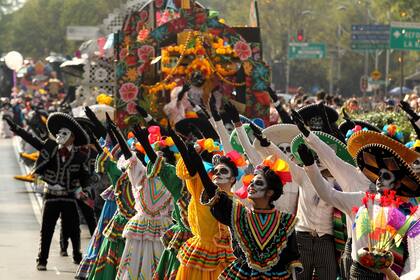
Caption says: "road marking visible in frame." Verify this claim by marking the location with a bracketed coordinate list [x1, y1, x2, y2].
[54, 266, 61, 275]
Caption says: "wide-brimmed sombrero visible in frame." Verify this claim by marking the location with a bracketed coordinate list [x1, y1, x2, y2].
[291, 131, 356, 166]
[338, 120, 381, 136]
[47, 112, 89, 146]
[355, 143, 420, 197]
[347, 131, 419, 164]
[253, 124, 300, 149]
[297, 103, 339, 131]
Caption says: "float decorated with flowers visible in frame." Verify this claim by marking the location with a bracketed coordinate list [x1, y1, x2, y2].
[114, 0, 270, 128]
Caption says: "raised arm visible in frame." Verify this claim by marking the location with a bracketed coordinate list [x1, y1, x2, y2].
[209, 95, 234, 152]
[84, 106, 107, 139]
[132, 124, 157, 164]
[5, 118, 44, 150]
[297, 144, 363, 214]
[400, 101, 420, 139]
[106, 113, 132, 160]
[267, 87, 293, 124]
[167, 126, 196, 176]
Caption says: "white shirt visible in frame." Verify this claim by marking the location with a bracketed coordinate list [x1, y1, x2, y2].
[266, 143, 334, 236]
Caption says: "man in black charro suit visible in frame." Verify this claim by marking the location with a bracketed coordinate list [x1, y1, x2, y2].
[6, 112, 90, 271]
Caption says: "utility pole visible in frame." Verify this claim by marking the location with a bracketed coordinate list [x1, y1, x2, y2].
[363, 1, 370, 98]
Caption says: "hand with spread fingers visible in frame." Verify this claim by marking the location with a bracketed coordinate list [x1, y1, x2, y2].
[249, 122, 270, 147]
[400, 100, 419, 121]
[297, 144, 315, 166]
[291, 110, 310, 137]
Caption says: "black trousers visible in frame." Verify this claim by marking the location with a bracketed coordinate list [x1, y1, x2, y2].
[60, 199, 97, 252]
[37, 198, 81, 265]
[296, 231, 338, 280]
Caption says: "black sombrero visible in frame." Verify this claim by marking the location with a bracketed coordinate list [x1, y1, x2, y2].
[355, 143, 420, 197]
[75, 117, 96, 141]
[47, 112, 89, 146]
[297, 103, 339, 131]
[338, 120, 381, 136]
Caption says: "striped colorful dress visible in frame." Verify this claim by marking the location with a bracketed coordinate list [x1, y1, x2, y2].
[174, 159, 235, 280]
[88, 163, 135, 280]
[150, 157, 193, 280]
[116, 156, 173, 280]
[76, 152, 120, 279]
[203, 191, 302, 280]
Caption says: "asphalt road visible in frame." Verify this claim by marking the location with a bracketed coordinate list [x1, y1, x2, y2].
[0, 138, 89, 280]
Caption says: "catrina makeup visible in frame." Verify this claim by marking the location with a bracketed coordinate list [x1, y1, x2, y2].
[56, 128, 72, 145]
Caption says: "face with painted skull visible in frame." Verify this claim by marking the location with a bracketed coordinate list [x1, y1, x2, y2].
[247, 173, 268, 199]
[55, 128, 74, 146]
[411, 157, 420, 176]
[211, 155, 236, 191]
[375, 168, 396, 192]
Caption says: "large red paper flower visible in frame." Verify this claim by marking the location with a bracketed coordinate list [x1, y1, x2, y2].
[126, 102, 138, 115]
[137, 45, 155, 61]
[119, 83, 139, 102]
[234, 41, 252, 61]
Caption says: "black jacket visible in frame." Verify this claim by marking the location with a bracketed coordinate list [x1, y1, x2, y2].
[15, 126, 90, 191]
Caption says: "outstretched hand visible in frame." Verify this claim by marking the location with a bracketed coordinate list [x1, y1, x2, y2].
[291, 110, 310, 137]
[224, 102, 240, 124]
[249, 122, 270, 147]
[297, 144, 315, 166]
[400, 100, 419, 121]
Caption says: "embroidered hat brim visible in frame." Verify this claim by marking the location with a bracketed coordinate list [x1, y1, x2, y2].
[291, 131, 356, 166]
[347, 131, 419, 164]
[355, 143, 420, 197]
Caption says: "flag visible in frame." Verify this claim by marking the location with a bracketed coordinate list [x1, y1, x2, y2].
[249, 0, 260, 27]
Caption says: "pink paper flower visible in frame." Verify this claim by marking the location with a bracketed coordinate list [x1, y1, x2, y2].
[126, 102, 138, 115]
[139, 10, 149, 23]
[119, 83, 138, 102]
[137, 45, 155, 61]
[234, 41, 252, 61]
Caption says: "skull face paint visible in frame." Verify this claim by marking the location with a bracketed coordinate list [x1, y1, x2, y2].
[212, 163, 234, 185]
[55, 128, 72, 146]
[278, 143, 292, 159]
[376, 168, 396, 191]
[247, 174, 268, 199]
[411, 158, 420, 176]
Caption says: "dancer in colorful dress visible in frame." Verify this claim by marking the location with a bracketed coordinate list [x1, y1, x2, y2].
[186, 141, 302, 279]
[131, 125, 192, 280]
[109, 121, 173, 280]
[170, 126, 235, 280]
[88, 121, 136, 280]
[75, 145, 120, 279]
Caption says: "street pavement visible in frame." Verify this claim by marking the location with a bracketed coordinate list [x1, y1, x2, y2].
[0, 138, 89, 279]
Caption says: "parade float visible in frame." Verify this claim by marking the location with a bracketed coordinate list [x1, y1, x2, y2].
[114, 0, 271, 129]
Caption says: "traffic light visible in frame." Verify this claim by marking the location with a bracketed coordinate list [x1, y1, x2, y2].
[297, 29, 304, 42]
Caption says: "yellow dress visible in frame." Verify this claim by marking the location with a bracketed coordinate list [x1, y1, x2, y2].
[175, 159, 235, 280]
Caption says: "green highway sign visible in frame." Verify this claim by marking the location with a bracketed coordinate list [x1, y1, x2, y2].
[351, 42, 388, 51]
[390, 22, 420, 51]
[288, 42, 326, 60]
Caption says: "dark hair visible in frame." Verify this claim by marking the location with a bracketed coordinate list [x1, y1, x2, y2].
[316, 90, 326, 100]
[218, 156, 238, 178]
[262, 166, 283, 205]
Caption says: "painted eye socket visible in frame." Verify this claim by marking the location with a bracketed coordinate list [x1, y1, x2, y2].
[379, 169, 393, 181]
[215, 167, 229, 175]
